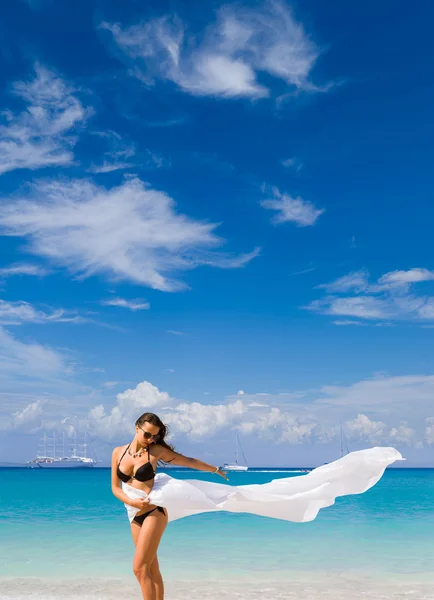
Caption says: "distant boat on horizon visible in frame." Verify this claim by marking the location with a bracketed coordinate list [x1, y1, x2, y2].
[27, 432, 98, 469]
[323, 421, 350, 465]
[221, 432, 249, 472]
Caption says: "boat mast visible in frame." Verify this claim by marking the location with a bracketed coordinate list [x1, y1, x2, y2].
[38, 432, 48, 458]
[72, 431, 77, 458]
[339, 421, 350, 457]
[235, 432, 239, 465]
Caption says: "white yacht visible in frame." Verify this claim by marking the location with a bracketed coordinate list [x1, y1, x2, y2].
[221, 433, 248, 471]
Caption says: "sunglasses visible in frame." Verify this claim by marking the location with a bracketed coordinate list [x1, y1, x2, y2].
[139, 426, 160, 442]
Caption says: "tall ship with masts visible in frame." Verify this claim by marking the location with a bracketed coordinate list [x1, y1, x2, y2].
[27, 432, 97, 468]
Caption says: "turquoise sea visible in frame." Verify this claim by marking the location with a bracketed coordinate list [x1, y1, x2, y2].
[1, 467, 434, 599]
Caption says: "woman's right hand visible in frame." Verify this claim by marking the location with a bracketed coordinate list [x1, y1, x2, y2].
[131, 497, 150, 510]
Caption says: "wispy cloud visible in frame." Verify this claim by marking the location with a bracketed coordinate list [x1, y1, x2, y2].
[103, 381, 121, 389]
[0, 176, 258, 291]
[146, 118, 186, 128]
[0, 263, 48, 277]
[87, 130, 136, 174]
[378, 268, 434, 288]
[167, 330, 184, 336]
[280, 157, 303, 172]
[0, 64, 90, 175]
[317, 270, 369, 293]
[0, 326, 66, 380]
[307, 268, 434, 323]
[0, 299, 84, 325]
[87, 161, 134, 174]
[102, 297, 150, 311]
[290, 266, 316, 276]
[102, 1, 322, 100]
[332, 319, 369, 326]
[261, 186, 324, 226]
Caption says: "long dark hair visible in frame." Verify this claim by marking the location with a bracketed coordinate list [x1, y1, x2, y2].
[135, 412, 175, 463]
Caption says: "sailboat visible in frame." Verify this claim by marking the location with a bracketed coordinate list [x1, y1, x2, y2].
[323, 422, 350, 465]
[221, 432, 248, 471]
[339, 420, 350, 458]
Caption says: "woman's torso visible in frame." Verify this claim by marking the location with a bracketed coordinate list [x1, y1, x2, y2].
[117, 444, 157, 495]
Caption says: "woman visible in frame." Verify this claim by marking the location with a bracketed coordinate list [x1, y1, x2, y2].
[112, 412, 403, 600]
[111, 411, 228, 600]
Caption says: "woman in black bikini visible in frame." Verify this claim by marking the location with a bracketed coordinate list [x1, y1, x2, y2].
[111, 412, 228, 600]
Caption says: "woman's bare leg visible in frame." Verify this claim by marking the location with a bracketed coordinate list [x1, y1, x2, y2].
[150, 555, 164, 600]
[130, 509, 168, 600]
[131, 525, 164, 600]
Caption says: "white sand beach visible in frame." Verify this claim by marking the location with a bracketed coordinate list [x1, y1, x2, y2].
[1, 575, 433, 600]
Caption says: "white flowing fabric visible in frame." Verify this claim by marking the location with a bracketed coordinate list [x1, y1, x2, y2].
[122, 446, 403, 524]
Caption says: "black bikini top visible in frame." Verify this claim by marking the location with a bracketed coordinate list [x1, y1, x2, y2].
[117, 444, 155, 483]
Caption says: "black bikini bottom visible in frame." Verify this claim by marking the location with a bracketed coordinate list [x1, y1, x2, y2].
[133, 506, 166, 526]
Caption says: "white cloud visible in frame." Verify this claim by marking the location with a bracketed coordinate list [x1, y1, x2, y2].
[87, 130, 136, 173]
[4, 373, 434, 447]
[425, 418, 434, 445]
[85, 380, 248, 441]
[317, 270, 369, 293]
[307, 268, 434, 323]
[238, 406, 318, 444]
[318, 375, 434, 413]
[261, 187, 324, 226]
[0, 263, 48, 278]
[102, 297, 150, 311]
[87, 161, 135, 174]
[0, 328, 93, 433]
[2, 400, 45, 433]
[0, 299, 83, 325]
[309, 296, 391, 320]
[0, 176, 258, 292]
[0, 326, 66, 380]
[167, 330, 185, 336]
[378, 268, 434, 288]
[164, 399, 246, 438]
[227, 375, 434, 447]
[388, 424, 415, 445]
[87, 381, 173, 440]
[102, 1, 321, 100]
[280, 157, 303, 171]
[332, 320, 368, 326]
[103, 381, 120, 389]
[0, 64, 90, 175]
[344, 413, 386, 443]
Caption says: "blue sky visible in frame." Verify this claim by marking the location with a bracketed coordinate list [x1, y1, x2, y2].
[1, 0, 434, 466]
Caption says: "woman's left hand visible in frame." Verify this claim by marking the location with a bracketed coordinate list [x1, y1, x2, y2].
[216, 468, 229, 481]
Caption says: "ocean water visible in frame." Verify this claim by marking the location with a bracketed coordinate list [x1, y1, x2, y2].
[1, 467, 434, 599]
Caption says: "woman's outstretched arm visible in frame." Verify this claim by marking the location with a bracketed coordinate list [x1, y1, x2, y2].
[156, 446, 228, 480]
